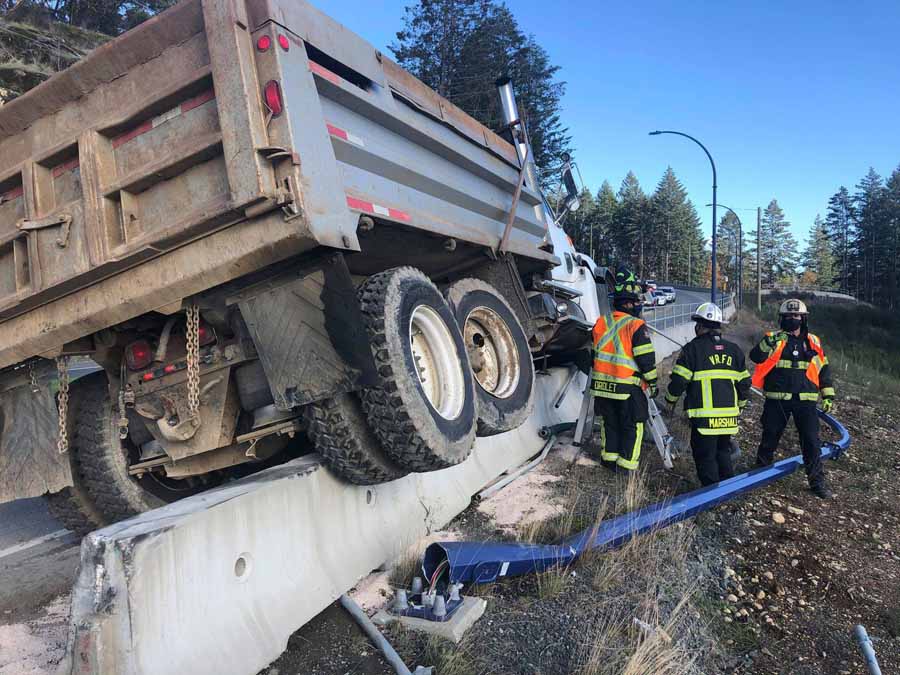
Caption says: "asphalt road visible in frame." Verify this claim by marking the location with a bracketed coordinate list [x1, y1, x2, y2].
[0, 497, 80, 624]
[642, 287, 711, 330]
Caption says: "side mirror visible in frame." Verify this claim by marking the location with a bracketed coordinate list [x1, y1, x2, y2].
[562, 165, 580, 212]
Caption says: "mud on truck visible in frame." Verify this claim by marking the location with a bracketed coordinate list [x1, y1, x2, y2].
[0, 0, 610, 534]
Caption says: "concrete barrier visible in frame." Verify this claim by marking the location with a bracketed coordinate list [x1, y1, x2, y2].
[63, 367, 583, 675]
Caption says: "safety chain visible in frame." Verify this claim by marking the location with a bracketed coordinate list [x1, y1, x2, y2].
[185, 304, 201, 424]
[56, 356, 70, 454]
[28, 360, 39, 394]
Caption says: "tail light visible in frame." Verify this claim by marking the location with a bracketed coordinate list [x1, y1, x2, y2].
[256, 35, 272, 52]
[263, 80, 283, 116]
[277, 34, 290, 51]
[198, 322, 216, 346]
[126, 340, 153, 371]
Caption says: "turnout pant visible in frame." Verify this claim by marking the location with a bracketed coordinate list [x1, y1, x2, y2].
[690, 428, 736, 486]
[593, 394, 649, 471]
[757, 399, 825, 487]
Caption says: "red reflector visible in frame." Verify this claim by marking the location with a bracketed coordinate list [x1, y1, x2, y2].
[198, 323, 216, 346]
[263, 80, 283, 116]
[164, 364, 177, 374]
[142, 373, 154, 382]
[126, 340, 153, 371]
[278, 34, 290, 51]
[257, 35, 271, 52]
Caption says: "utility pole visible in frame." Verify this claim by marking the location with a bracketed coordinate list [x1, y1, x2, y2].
[756, 206, 762, 311]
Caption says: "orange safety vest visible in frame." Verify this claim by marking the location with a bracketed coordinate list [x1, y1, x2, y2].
[590, 311, 646, 395]
[751, 332, 826, 388]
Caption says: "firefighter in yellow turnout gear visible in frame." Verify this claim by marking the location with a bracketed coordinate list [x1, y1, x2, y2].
[590, 269, 658, 471]
[665, 303, 751, 485]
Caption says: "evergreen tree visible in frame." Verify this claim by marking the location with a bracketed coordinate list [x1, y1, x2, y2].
[589, 180, 618, 264]
[801, 215, 836, 289]
[392, 0, 571, 181]
[852, 168, 887, 302]
[758, 199, 798, 286]
[614, 172, 649, 276]
[649, 167, 699, 283]
[824, 187, 855, 293]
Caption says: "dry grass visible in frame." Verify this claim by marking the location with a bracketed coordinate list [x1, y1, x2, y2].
[387, 545, 424, 590]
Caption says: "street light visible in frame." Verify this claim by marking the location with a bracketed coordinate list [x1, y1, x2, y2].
[649, 130, 718, 302]
[707, 203, 743, 309]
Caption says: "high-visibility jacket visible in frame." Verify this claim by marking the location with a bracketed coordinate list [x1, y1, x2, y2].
[590, 311, 657, 400]
[749, 331, 834, 402]
[665, 332, 751, 435]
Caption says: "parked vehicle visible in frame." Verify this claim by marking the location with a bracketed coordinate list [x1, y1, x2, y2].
[0, 0, 606, 534]
[659, 286, 677, 303]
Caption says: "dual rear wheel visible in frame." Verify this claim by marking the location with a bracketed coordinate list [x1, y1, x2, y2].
[308, 268, 534, 484]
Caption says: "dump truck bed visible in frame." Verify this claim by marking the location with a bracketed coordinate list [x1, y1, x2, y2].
[0, 0, 552, 370]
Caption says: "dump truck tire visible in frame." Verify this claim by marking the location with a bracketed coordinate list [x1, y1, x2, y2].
[359, 267, 477, 471]
[46, 390, 107, 536]
[74, 373, 200, 521]
[46, 486, 105, 536]
[304, 393, 408, 485]
[446, 279, 534, 436]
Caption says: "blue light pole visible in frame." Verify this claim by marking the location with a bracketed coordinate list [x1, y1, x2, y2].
[649, 130, 718, 302]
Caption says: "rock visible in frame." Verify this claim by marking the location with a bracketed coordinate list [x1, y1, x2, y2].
[725, 616, 734, 623]
[787, 506, 804, 516]
[763, 571, 774, 581]
[771, 499, 784, 507]
[791, 559, 799, 567]
[724, 567, 736, 578]
[738, 590, 746, 598]
[753, 602, 764, 611]
[727, 594, 739, 603]
[757, 591, 766, 600]
[772, 512, 786, 524]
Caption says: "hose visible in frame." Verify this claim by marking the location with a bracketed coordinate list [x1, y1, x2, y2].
[339, 595, 432, 675]
[476, 433, 557, 501]
[854, 625, 882, 675]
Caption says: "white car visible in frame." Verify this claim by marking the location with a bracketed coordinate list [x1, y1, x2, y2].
[659, 286, 676, 303]
[645, 290, 667, 306]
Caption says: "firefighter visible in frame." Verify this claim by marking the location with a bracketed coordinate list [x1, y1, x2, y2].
[590, 267, 657, 472]
[749, 298, 836, 499]
[665, 303, 751, 486]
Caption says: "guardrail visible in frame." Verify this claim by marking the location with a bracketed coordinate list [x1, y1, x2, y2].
[644, 294, 734, 331]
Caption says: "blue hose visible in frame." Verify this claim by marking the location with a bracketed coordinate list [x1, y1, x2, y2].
[424, 411, 850, 584]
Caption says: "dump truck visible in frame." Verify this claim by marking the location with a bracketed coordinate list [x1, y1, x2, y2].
[0, 0, 607, 534]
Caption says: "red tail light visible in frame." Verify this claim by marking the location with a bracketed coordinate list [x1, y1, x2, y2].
[256, 35, 272, 52]
[263, 80, 283, 116]
[126, 340, 153, 371]
[198, 322, 216, 346]
[277, 34, 290, 51]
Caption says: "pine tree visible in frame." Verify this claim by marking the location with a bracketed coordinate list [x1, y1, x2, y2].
[649, 168, 699, 283]
[801, 215, 836, 289]
[391, 0, 571, 181]
[824, 187, 855, 293]
[758, 199, 798, 286]
[852, 168, 887, 302]
[590, 181, 618, 264]
[614, 172, 649, 276]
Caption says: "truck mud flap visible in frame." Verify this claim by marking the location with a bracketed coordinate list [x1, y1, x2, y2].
[0, 361, 72, 503]
[232, 253, 378, 409]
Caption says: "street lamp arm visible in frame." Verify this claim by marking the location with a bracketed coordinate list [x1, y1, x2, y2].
[649, 130, 717, 188]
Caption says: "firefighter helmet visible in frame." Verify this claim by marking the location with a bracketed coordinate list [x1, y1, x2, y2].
[691, 302, 728, 326]
[613, 266, 642, 302]
[778, 298, 808, 315]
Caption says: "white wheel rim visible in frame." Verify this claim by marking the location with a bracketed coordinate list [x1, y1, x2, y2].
[409, 305, 465, 420]
[464, 306, 520, 399]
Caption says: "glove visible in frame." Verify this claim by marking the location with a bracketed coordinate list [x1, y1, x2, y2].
[648, 384, 659, 399]
[822, 397, 834, 414]
[764, 331, 786, 349]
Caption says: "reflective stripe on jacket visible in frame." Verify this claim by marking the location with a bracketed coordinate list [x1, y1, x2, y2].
[665, 332, 751, 435]
[590, 312, 656, 400]
[750, 331, 831, 400]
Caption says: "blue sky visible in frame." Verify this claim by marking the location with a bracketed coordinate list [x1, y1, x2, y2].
[318, 0, 900, 248]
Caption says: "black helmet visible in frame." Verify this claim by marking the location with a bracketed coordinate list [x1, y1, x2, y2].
[613, 266, 642, 302]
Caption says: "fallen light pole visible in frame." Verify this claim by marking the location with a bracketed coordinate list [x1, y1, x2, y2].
[423, 411, 849, 584]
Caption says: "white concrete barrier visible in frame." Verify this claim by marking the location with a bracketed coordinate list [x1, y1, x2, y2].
[63, 368, 583, 675]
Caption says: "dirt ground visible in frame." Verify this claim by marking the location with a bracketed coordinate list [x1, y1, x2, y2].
[263, 309, 899, 675]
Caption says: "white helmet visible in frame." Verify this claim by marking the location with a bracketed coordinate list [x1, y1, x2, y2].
[691, 302, 727, 326]
[778, 298, 808, 315]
